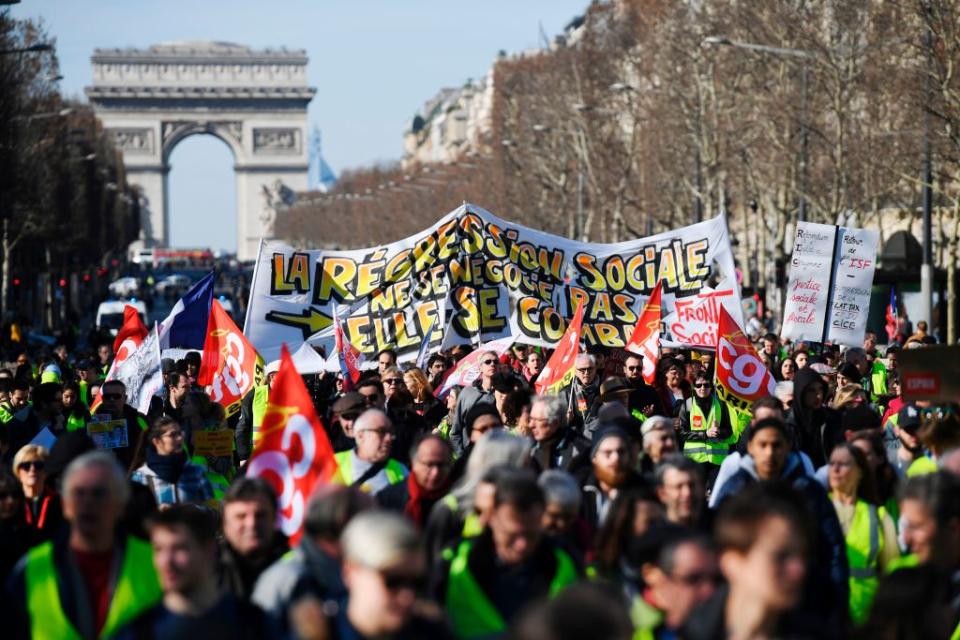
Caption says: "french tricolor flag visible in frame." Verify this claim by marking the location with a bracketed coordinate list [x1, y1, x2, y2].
[334, 308, 362, 391]
[158, 272, 215, 350]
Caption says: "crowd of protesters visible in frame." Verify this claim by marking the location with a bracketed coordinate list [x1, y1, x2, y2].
[0, 321, 958, 640]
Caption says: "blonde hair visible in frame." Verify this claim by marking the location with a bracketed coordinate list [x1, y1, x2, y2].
[403, 367, 433, 400]
[13, 444, 48, 471]
[341, 510, 420, 569]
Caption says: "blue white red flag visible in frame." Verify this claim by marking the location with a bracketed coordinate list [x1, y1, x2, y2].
[158, 272, 215, 350]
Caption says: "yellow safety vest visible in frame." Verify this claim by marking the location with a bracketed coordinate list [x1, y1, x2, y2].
[334, 450, 407, 489]
[442, 494, 484, 538]
[444, 539, 577, 639]
[630, 595, 664, 640]
[251, 385, 270, 451]
[838, 498, 888, 626]
[682, 396, 730, 465]
[66, 412, 87, 433]
[25, 535, 162, 639]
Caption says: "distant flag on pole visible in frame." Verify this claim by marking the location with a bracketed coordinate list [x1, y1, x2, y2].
[885, 287, 899, 342]
[112, 305, 149, 356]
[158, 271, 215, 350]
[415, 316, 438, 371]
[624, 281, 663, 385]
[334, 307, 361, 391]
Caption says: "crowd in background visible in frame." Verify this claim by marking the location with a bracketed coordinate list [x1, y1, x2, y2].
[0, 319, 957, 640]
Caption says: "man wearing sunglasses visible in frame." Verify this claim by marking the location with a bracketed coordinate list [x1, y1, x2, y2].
[449, 350, 500, 456]
[334, 409, 409, 496]
[93, 379, 149, 469]
[678, 374, 734, 490]
[560, 353, 602, 439]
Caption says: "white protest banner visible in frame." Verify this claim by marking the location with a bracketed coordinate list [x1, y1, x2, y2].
[244, 203, 743, 362]
[825, 226, 879, 347]
[782, 222, 879, 346]
[111, 325, 163, 414]
[782, 222, 836, 342]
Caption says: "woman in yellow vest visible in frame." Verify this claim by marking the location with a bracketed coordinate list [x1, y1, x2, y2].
[61, 381, 91, 433]
[827, 442, 900, 626]
[678, 373, 734, 489]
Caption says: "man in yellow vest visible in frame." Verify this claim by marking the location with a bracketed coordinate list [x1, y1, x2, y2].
[8, 450, 162, 639]
[678, 373, 734, 489]
[431, 469, 580, 639]
[334, 409, 408, 495]
[236, 359, 280, 465]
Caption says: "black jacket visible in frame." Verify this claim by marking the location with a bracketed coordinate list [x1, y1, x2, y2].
[530, 428, 591, 474]
[560, 377, 602, 439]
[787, 368, 843, 469]
[217, 533, 289, 601]
[680, 585, 826, 640]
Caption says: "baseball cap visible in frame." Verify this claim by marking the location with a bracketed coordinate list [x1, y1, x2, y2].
[898, 405, 922, 432]
[333, 392, 366, 417]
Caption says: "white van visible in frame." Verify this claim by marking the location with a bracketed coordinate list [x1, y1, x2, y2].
[96, 300, 148, 336]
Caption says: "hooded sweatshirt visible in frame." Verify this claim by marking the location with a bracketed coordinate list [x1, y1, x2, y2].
[787, 368, 843, 468]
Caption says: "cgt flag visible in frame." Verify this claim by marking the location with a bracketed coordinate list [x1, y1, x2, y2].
[535, 302, 585, 395]
[246, 344, 341, 545]
[624, 281, 663, 385]
[198, 299, 263, 417]
[714, 305, 776, 413]
[333, 308, 362, 391]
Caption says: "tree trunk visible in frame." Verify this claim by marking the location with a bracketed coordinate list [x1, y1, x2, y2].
[1, 218, 9, 322]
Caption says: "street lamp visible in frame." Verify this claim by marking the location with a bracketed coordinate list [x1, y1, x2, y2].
[703, 35, 811, 222]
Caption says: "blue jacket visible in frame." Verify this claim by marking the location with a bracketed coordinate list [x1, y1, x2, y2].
[711, 452, 850, 637]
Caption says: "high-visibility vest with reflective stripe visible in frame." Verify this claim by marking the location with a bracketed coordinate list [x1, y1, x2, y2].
[444, 539, 577, 639]
[837, 497, 886, 626]
[251, 385, 270, 450]
[907, 456, 938, 477]
[334, 450, 407, 488]
[442, 494, 483, 538]
[25, 535, 162, 639]
[682, 396, 729, 465]
[79, 380, 91, 408]
[869, 361, 888, 401]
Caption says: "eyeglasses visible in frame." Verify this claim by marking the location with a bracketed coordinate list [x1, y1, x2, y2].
[161, 430, 184, 440]
[18, 460, 44, 472]
[576, 367, 594, 373]
[381, 571, 426, 592]
[383, 378, 403, 386]
[626, 366, 642, 372]
[694, 383, 712, 389]
[360, 393, 380, 404]
[481, 359, 497, 365]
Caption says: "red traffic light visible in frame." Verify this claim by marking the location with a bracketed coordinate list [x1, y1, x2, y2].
[58, 278, 66, 287]
[12, 278, 20, 286]
[82, 274, 91, 282]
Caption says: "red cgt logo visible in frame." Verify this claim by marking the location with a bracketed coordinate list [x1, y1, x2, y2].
[903, 373, 940, 395]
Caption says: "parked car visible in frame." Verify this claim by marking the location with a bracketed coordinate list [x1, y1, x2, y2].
[154, 274, 192, 296]
[108, 277, 140, 298]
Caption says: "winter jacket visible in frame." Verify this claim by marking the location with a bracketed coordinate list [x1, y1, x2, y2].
[559, 377, 602, 439]
[710, 452, 850, 636]
[787, 368, 844, 469]
[449, 380, 496, 455]
[530, 428, 591, 474]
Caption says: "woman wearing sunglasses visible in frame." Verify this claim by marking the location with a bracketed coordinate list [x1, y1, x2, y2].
[13, 444, 63, 541]
[677, 373, 734, 491]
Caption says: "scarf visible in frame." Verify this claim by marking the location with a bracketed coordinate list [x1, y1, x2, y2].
[403, 474, 448, 528]
[146, 448, 188, 485]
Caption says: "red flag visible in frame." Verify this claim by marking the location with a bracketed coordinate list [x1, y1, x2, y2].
[112, 305, 148, 356]
[198, 300, 262, 417]
[535, 302, 585, 395]
[246, 344, 341, 546]
[624, 281, 662, 385]
[715, 305, 776, 412]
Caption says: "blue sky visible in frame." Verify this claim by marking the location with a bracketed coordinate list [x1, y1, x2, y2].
[12, 0, 588, 252]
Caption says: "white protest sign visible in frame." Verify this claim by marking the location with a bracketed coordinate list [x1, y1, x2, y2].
[781, 222, 836, 342]
[245, 203, 743, 362]
[781, 221, 878, 347]
[826, 226, 879, 347]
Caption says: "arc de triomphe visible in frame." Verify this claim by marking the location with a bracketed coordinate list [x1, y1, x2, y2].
[86, 41, 316, 261]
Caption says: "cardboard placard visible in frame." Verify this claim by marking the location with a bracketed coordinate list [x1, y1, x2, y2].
[87, 417, 129, 450]
[193, 430, 235, 458]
